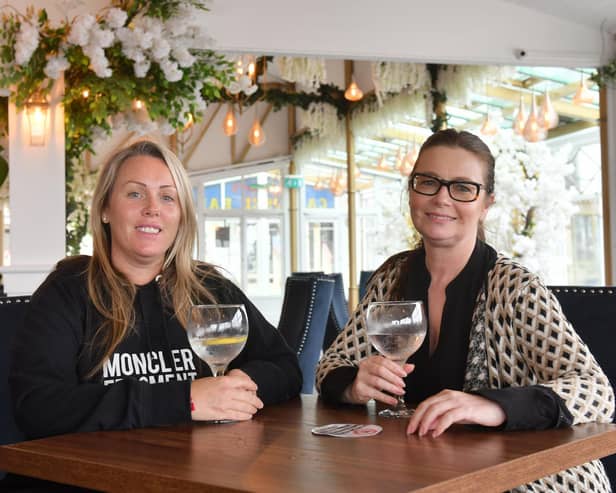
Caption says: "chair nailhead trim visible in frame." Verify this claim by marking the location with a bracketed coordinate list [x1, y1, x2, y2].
[297, 280, 317, 355]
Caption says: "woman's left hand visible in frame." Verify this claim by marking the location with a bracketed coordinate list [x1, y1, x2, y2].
[406, 389, 506, 437]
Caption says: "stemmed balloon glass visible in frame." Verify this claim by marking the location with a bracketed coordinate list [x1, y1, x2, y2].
[187, 304, 249, 378]
[366, 300, 427, 418]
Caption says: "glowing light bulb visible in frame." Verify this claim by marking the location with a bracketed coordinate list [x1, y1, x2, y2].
[480, 114, 498, 136]
[223, 107, 238, 136]
[248, 119, 266, 146]
[512, 96, 526, 135]
[523, 94, 547, 142]
[344, 81, 363, 102]
[538, 91, 559, 129]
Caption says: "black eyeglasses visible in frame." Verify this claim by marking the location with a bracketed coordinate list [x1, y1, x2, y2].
[410, 173, 484, 203]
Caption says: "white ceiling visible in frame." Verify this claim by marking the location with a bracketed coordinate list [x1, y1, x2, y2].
[502, 0, 616, 33]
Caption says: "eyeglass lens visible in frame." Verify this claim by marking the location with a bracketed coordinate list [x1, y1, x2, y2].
[412, 174, 480, 202]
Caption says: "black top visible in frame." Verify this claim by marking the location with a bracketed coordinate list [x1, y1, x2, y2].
[400, 240, 495, 403]
[10, 256, 302, 439]
[322, 241, 572, 431]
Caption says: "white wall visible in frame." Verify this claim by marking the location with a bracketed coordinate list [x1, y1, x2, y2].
[16, 0, 616, 67]
[206, 0, 614, 66]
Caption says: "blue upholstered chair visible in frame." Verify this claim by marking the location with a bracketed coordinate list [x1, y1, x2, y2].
[358, 270, 374, 301]
[0, 296, 29, 480]
[549, 285, 616, 487]
[278, 276, 334, 394]
[321, 273, 349, 351]
[290, 272, 349, 351]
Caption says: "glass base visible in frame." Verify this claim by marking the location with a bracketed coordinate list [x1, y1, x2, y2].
[204, 419, 236, 424]
[378, 407, 414, 418]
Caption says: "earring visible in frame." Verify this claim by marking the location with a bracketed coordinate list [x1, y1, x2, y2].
[102, 215, 109, 223]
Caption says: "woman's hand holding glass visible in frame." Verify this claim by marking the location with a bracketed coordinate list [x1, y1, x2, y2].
[343, 356, 414, 406]
[187, 304, 262, 422]
[190, 369, 263, 422]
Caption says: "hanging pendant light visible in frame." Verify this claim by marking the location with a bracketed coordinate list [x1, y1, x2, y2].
[480, 113, 498, 136]
[376, 155, 388, 170]
[248, 118, 266, 146]
[344, 79, 363, 102]
[399, 156, 413, 176]
[329, 171, 346, 196]
[394, 148, 403, 171]
[572, 74, 593, 105]
[512, 95, 526, 135]
[538, 90, 559, 129]
[523, 93, 547, 143]
[222, 105, 238, 136]
[248, 104, 266, 146]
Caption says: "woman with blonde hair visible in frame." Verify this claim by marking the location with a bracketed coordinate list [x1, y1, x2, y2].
[11, 140, 301, 438]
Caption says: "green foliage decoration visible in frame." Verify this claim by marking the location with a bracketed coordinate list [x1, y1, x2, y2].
[0, 0, 234, 254]
[591, 59, 616, 88]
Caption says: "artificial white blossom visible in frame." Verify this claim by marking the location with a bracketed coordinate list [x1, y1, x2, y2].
[238, 75, 257, 95]
[133, 60, 151, 78]
[172, 47, 195, 68]
[14, 22, 39, 66]
[44, 55, 70, 79]
[226, 81, 241, 95]
[83, 45, 112, 78]
[160, 59, 182, 82]
[105, 8, 128, 30]
[275, 56, 327, 91]
[485, 132, 577, 281]
[67, 14, 96, 47]
[151, 38, 171, 61]
[437, 65, 517, 106]
[90, 27, 114, 49]
[372, 62, 430, 105]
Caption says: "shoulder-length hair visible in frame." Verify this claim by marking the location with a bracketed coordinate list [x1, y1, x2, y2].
[87, 139, 217, 376]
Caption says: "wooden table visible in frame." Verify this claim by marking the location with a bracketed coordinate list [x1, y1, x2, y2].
[1, 394, 616, 492]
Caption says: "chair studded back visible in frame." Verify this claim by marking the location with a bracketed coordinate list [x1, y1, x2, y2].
[0, 296, 29, 479]
[290, 272, 349, 352]
[549, 285, 616, 486]
[278, 276, 334, 394]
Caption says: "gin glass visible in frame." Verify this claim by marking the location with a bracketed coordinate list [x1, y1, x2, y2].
[366, 300, 427, 418]
[187, 304, 249, 377]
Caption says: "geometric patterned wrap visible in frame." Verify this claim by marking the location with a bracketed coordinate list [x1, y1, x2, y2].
[316, 252, 614, 492]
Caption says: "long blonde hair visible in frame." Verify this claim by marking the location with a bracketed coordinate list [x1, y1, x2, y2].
[87, 140, 216, 375]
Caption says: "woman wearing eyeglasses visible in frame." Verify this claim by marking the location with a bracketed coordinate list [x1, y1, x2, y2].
[316, 129, 613, 491]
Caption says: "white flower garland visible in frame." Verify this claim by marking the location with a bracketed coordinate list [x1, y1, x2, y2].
[294, 102, 344, 164]
[437, 65, 516, 106]
[352, 90, 431, 139]
[372, 62, 430, 106]
[275, 56, 327, 91]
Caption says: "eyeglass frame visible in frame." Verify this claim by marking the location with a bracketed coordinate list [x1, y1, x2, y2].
[410, 172, 486, 203]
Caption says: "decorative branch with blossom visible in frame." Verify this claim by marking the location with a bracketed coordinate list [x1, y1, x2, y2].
[485, 132, 577, 281]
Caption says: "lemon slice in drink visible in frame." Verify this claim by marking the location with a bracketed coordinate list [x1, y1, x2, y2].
[201, 335, 247, 346]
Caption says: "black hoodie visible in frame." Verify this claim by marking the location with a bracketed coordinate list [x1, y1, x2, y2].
[10, 256, 302, 439]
